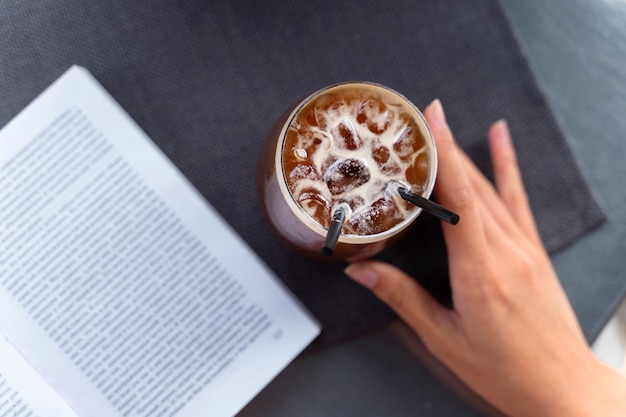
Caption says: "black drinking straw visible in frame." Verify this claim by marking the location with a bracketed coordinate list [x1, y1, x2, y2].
[398, 187, 460, 225]
[322, 206, 347, 257]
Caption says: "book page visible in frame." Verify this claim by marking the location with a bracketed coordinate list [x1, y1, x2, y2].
[0, 332, 79, 417]
[0, 66, 320, 417]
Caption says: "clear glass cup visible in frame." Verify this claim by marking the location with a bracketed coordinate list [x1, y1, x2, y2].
[257, 82, 437, 261]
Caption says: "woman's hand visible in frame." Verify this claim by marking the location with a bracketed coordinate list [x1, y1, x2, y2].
[345, 100, 626, 417]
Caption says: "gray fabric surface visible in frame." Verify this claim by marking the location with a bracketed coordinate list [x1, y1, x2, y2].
[0, 0, 606, 347]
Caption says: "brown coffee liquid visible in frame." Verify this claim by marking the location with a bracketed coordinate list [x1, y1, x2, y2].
[282, 84, 430, 236]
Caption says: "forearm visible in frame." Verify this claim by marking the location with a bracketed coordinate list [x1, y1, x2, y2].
[569, 359, 626, 417]
[503, 352, 626, 417]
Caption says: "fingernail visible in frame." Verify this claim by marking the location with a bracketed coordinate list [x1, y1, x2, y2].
[344, 264, 379, 288]
[493, 120, 511, 145]
[428, 99, 447, 128]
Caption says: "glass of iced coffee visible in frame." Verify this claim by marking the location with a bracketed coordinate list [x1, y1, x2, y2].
[257, 82, 437, 261]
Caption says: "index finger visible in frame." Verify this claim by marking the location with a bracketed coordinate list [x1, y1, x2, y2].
[424, 100, 487, 261]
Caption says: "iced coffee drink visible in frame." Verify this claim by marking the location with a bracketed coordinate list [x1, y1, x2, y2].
[257, 82, 436, 261]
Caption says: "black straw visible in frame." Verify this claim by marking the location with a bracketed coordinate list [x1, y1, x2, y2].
[322, 206, 347, 257]
[398, 187, 460, 225]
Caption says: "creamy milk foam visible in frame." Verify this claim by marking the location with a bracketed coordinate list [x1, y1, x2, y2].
[282, 84, 430, 236]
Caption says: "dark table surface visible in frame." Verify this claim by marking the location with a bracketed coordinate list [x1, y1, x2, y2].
[0, 0, 624, 416]
[239, 0, 626, 415]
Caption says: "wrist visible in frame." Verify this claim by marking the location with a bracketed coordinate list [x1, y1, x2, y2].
[548, 354, 626, 417]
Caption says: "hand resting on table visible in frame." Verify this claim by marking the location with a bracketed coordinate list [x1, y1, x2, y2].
[345, 100, 626, 417]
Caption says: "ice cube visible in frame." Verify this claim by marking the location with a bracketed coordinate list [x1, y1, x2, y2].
[294, 129, 330, 161]
[385, 180, 414, 211]
[392, 126, 426, 161]
[303, 108, 319, 127]
[323, 158, 370, 196]
[296, 129, 318, 149]
[405, 151, 429, 188]
[356, 98, 393, 134]
[372, 145, 390, 164]
[298, 188, 331, 227]
[288, 163, 319, 183]
[331, 120, 361, 150]
[313, 108, 329, 129]
[344, 195, 366, 211]
[313, 94, 347, 129]
[371, 145, 400, 175]
[348, 197, 404, 235]
[321, 155, 339, 174]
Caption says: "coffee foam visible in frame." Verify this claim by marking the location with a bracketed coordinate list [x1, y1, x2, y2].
[284, 86, 429, 235]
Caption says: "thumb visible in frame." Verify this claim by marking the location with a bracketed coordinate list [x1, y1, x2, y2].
[345, 261, 456, 346]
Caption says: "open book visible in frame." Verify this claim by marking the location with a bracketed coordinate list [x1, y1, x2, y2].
[0, 66, 320, 417]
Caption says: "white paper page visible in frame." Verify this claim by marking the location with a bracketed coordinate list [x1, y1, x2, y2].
[0, 332, 79, 417]
[0, 66, 320, 417]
